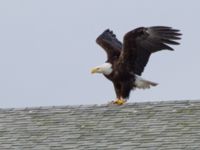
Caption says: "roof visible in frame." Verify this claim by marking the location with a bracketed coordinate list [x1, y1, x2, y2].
[0, 100, 200, 149]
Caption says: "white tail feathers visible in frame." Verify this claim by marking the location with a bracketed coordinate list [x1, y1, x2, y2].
[135, 75, 158, 89]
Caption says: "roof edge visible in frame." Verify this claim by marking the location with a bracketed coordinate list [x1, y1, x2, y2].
[0, 99, 200, 111]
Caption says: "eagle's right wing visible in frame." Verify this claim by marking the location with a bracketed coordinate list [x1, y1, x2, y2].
[96, 29, 122, 61]
[120, 26, 182, 75]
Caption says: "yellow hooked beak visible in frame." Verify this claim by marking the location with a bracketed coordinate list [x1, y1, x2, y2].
[91, 67, 99, 74]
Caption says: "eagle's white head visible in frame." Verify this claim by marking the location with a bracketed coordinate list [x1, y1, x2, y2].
[91, 63, 113, 75]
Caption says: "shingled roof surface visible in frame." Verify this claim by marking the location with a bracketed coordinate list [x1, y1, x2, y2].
[0, 100, 200, 150]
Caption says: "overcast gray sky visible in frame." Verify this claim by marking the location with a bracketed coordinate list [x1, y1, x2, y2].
[0, 0, 199, 108]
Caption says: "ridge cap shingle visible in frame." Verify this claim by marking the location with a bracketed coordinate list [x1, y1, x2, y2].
[0, 99, 199, 111]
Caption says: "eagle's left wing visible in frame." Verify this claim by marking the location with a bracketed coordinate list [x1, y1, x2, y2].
[120, 26, 182, 75]
[96, 29, 122, 61]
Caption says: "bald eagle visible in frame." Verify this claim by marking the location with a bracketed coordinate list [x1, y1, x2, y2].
[91, 26, 181, 105]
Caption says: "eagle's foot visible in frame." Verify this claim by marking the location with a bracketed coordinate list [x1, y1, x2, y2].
[113, 98, 126, 105]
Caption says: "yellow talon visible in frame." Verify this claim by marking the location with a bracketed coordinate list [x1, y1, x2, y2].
[113, 98, 126, 105]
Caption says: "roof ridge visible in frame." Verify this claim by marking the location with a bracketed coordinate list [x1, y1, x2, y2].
[0, 99, 200, 111]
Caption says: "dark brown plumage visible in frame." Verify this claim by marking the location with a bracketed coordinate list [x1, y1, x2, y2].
[95, 26, 182, 102]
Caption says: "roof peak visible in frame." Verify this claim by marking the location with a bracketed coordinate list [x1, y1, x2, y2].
[1, 99, 200, 111]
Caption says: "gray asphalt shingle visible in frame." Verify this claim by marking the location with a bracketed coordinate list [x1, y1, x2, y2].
[0, 100, 200, 149]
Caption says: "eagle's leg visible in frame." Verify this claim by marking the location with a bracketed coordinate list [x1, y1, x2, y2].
[113, 98, 127, 105]
[112, 83, 126, 105]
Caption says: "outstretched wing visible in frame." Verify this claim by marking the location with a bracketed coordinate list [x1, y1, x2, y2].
[121, 26, 182, 75]
[96, 29, 122, 61]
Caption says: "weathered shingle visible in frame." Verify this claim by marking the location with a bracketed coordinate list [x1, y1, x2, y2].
[0, 100, 200, 149]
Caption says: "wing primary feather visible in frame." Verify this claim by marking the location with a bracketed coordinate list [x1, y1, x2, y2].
[161, 39, 180, 45]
